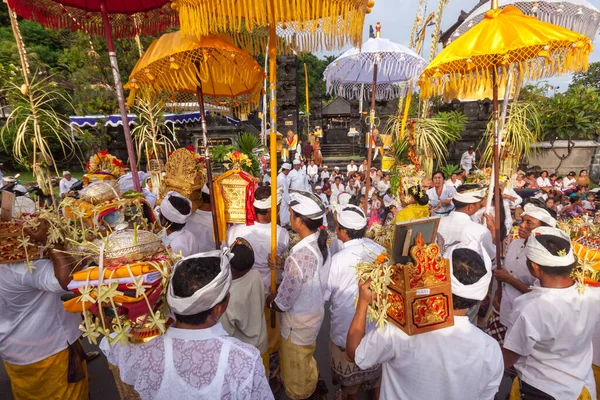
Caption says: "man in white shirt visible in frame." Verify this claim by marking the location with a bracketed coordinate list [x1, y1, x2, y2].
[502, 227, 600, 399]
[184, 185, 217, 252]
[277, 163, 292, 226]
[460, 146, 476, 175]
[59, 171, 78, 198]
[493, 203, 556, 333]
[346, 243, 503, 400]
[315, 186, 330, 228]
[1, 223, 89, 399]
[377, 174, 391, 196]
[288, 159, 308, 191]
[325, 205, 383, 398]
[330, 176, 346, 206]
[345, 176, 359, 196]
[445, 172, 463, 188]
[499, 179, 522, 210]
[437, 184, 496, 262]
[306, 160, 319, 185]
[320, 166, 330, 184]
[102, 249, 273, 399]
[160, 191, 201, 257]
[347, 160, 358, 177]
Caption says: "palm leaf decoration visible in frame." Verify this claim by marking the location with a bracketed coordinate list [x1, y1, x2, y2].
[480, 101, 541, 177]
[130, 90, 178, 166]
[233, 133, 262, 177]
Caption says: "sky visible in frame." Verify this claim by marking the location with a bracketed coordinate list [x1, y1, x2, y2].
[324, 0, 600, 92]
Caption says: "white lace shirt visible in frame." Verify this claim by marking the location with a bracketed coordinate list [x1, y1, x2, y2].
[101, 323, 273, 400]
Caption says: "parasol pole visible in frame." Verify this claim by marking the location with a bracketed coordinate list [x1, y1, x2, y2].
[261, 38, 270, 146]
[99, 0, 141, 192]
[491, 0, 503, 267]
[365, 24, 381, 214]
[196, 85, 221, 250]
[268, 7, 278, 329]
[304, 63, 310, 136]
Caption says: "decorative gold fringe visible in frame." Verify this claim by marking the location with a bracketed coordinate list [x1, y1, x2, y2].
[174, 0, 368, 52]
[419, 43, 591, 101]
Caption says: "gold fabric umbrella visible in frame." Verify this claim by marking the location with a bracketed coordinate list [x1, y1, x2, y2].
[172, 0, 371, 328]
[126, 32, 265, 249]
[419, 2, 591, 265]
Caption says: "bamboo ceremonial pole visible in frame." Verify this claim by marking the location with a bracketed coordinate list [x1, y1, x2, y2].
[99, 0, 141, 192]
[196, 85, 221, 250]
[364, 26, 381, 214]
[491, 0, 503, 267]
[268, 5, 278, 329]
[304, 63, 310, 134]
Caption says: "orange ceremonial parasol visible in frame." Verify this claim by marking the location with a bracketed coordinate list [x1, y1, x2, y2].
[418, 1, 592, 265]
[126, 32, 265, 249]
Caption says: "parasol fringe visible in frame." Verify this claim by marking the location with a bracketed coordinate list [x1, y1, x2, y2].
[419, 42, 591, 100]
[174, 0, 368, 52]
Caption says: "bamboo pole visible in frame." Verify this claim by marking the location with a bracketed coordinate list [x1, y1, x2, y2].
[491, 0, 503, 267]
[304, 63, 310, 135]
[268, 6, 278, 330]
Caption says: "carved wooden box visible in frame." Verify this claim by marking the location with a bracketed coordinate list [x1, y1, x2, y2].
[386, 235, 454, 335]
[160, 148, 206, 210]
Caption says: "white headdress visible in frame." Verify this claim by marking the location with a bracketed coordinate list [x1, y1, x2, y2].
[289, 190, 326, 220]
[526, 227, 575, 267]
[160, 191, 192, 224]
[167, 248, 233, 315]
[281, 163, 292, 170]
[253, 191, 282, 209]
[454, 187, 487, 204]
[292, 159, 301, 165]
[336, 204, 367, 230]
[522, 203, 556, 228]
[201, 184, 210, 195]
[444, 242, 492, 301]
[337, 192, 352, 205]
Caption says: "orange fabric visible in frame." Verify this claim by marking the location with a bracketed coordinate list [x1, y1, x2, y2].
[4, 346, 88, 400]
[72, 262, 162, 281]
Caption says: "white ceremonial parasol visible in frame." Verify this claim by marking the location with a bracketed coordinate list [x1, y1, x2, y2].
[323, 23, 427, 214]
[451, 0, 600, 42]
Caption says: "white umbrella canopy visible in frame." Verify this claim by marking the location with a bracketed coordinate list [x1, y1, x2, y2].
[452, 0, 600, 43]
[323, 35, 427, 101]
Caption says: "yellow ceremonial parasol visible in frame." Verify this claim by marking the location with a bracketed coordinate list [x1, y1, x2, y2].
[126, 32, 265, 249]
[171, 0, 371, 328]
[419, 2, 592, 265]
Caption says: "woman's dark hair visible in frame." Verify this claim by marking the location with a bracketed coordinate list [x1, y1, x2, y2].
[201, 191, 211, 204]
[432, 170, 445, 180]
[161, 195, 191, 231]
[580, 169, 587, 175]
[408, 185, 429, 206]
[570, 195, 580, 204]
[540, 170, 548, 176]
[230, 238, 255, 272]
[526, 234, 575, 276]
[451, 248, 487, 310]
[292, 210, 329, 262]
[549, 173, 557, 179]
[254, 186, 271, 216]
[172, 256, 224, 325]
[349, 195, 360, 206]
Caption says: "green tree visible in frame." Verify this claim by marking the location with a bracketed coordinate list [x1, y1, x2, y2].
[571, 62, 600, 91]
[296, 53, 336, 113]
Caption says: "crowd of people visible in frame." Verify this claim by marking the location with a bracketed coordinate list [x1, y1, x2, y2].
[2, 144, 600, 400]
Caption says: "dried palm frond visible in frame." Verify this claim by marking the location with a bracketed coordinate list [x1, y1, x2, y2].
[130, 89, 178, 166]
[480, 101, 541, 177]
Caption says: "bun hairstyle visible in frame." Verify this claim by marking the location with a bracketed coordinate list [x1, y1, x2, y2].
[408, 185, 429, 206]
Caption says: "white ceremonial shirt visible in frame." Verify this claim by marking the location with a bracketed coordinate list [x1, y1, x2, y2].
[59, 177, 78, 195]
[355, 316, 503, 400]
[563, 177, 577, 190]
[377, 180, 391, 196]
[330, 183, 346, 205]
[0, 259, 81, 365]
[143, 189, 157, 208]
[288, 168, 308, 191]
[320, 171, 330, 183]
[275, 231, 331, 345]
[318, 193, 330, 227]
[324, 238, 385, 348]
[220, 270, 268, 354]
[460, 151, 476, 173]
[307, 165, 318, 179]
[226, 222, 290, 295]
[347, 164, 358, 174]
[437, 211, 496, 261]
[277, 172, 290, 226]
[184, 209, 216, 252]
[101, 324, 274, 400]
[536, 177, 552, 188]
[345, 183, 358, 196]
[504, 284, 600, 400]
[162, 229, 201, 257]
[445, 179, 462, 188]
[330, 237, 343, 256]
[499, 239, 538, 328]
[593, 323, 600, 367]
[427, 185, 456, 216]
[503, 186, 523, 209]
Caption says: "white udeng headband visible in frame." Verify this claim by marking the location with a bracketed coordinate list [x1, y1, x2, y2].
[453, 188, 487, 204]
[522, 203, 556, 228]
[253, 194, 281, 209]
[445, 242, 492, 301]
[336, 204, 367, 230]
[167, 248, 233, 315]
[161, 191, 192, 224]
[289, 190, 325, 220]
[527, 227, 575, 267]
